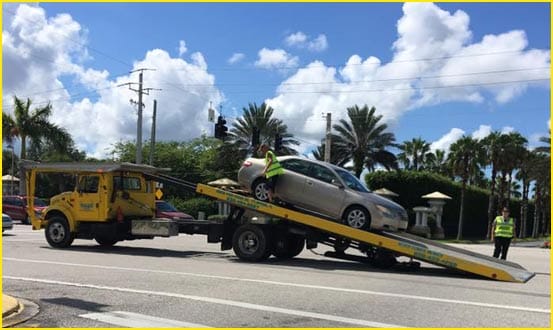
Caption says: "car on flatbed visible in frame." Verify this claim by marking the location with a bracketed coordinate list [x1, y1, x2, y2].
[238, 156, 408, 232]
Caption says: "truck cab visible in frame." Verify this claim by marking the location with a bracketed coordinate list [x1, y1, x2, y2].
[23, 161, 177, 248]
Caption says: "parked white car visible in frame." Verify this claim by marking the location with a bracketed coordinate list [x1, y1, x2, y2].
[3, 213, 14, 232]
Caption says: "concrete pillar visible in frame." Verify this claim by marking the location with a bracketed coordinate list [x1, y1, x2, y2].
[410, 206, 432, 238]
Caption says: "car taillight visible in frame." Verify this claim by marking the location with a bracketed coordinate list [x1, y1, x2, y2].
[242, 161, 252, 167]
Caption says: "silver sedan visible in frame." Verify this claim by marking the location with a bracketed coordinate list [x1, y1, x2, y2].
[237, 156, 408, 231]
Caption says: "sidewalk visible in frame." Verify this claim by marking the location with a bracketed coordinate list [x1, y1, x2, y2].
[2, 294, 22, 319]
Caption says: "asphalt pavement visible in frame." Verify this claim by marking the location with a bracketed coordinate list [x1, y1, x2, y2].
[2, 223, 550, 327]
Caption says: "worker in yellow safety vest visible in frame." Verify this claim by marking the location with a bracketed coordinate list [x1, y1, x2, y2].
[259, 144, 284, 203]
[491, 207, 516, 260]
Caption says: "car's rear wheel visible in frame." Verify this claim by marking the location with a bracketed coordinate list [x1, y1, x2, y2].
[343, 206, 371, 230]
[252, 178, 270, 202]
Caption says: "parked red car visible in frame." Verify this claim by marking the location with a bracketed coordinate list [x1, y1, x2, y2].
[2, 195, 48, 224]
[155, 200, 193, 222]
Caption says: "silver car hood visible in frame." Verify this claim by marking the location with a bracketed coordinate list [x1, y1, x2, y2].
[359, 191, 406, 211]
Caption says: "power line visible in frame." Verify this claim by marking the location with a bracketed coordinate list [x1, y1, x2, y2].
[160, 67, 549, 88]
[178, 49, 535, 72]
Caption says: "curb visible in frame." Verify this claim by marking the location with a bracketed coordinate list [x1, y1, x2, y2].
[2, 294, 23, 319]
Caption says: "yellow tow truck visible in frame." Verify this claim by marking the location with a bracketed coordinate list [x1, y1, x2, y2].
[23, 161, 535, 283]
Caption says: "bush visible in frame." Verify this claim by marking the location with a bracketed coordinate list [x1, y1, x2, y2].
[166, 197, 217, 218]
[365, 170, 535, 239]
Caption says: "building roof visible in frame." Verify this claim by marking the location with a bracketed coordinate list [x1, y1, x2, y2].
[20, 160, 169, 174]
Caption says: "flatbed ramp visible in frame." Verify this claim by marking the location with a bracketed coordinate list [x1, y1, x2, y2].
[197, 184, 535, 283]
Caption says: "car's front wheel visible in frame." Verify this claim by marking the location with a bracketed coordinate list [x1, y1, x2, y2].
[343, 206, 371, 230]
[252, 178, 270, 202]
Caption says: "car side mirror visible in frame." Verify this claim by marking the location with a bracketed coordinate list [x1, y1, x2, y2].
[331, 179, 344, 189]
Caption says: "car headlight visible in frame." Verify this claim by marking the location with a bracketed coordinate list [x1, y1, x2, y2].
[375, 204, 395, 219]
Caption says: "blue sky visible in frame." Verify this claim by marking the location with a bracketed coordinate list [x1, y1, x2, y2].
[2, 2, 550, 159]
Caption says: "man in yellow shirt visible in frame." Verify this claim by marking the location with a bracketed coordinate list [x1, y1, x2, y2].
[491, 207, 516, 260]
[259, 144, 284, 203]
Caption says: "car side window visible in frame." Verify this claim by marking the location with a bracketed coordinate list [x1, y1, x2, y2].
[281, 159, 311, 176]
[309, 164, 337, 184]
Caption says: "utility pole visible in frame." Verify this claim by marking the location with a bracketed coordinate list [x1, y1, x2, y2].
[119, 68, 160, 164]
[149, 99, 157, 166]
[324, 112, 332, 163]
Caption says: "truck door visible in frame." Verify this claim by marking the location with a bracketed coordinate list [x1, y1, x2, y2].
[72, 175, 101, 221]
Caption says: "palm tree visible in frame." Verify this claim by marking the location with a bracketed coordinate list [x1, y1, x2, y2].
[535, 131, 550, 154]
[229, 102, 299, 156]
[312, 139, 350, 166]
[448, 136, 485, 240]
[515, 149, 534, 238]
[497, 132, 527, 208]
[3, 96, 73, 194]
[481, 131, 502, 238]
[332, 105, 397, 177]
[3, 96, 72, 160]
[397, 137, 431, 171]
[424, 149, 450, 177]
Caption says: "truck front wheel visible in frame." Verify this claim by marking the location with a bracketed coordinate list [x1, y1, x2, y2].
[45, 216, 74, 248]
[232, 224, 272, 262]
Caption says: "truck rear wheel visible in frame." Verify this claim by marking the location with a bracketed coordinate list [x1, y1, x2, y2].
[232, 224, 272, 262]
[45, 216, 74, 248]
[273, 233, 304, 259]
[95, 235, 118, 247]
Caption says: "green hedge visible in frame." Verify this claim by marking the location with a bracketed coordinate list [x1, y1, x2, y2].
[365, 171, 535, 239]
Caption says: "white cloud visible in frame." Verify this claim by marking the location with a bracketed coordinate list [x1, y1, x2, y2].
[284, 31, 328, 52]
[254, 48, 299, 70]
[178, 40, 187, 56]
[500, 126, 515, 134]
[285, 32, 307, 46]
[430, 128, 465, 152]
[3, 4, 222, 159]
[227, 52, 245, 64]
[263, 3, 548, 149]
[472, 124, 492, 140]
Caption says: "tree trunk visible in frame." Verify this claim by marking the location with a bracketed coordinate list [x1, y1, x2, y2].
[497, 172, 506, 210]
[457, 181, 467, 241]
[486, 167, 497, 239]
[520, 178, 529, 238]
[506, 170, 513, 205]
[532, 186, 541, 238]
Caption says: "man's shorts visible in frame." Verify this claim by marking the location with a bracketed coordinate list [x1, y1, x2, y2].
[266, 175, 280, 192]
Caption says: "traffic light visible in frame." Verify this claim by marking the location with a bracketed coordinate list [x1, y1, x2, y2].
[214, 116, 228, 140]
[252, 127, 260, 146]
[274, 134, 283, 151]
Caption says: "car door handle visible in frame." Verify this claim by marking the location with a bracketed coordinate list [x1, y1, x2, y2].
[306, 180, 313, 186]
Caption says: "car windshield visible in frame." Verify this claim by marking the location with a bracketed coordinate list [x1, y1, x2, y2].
[23, 198, 47, 207]
[335, 169, 370, 193]
[33, 198, 47, 207]
[157, 202, 178, 212]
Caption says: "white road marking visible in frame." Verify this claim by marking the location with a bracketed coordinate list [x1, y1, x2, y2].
[2, 239, 45, 242]
[5, 276, 404, 328]
[80, 311, 210, 328]
[4, 258, 550, 314]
